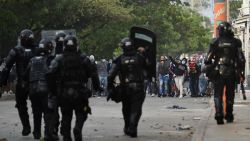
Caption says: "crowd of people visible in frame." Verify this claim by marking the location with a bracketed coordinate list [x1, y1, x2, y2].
[143, 55, 212, 98]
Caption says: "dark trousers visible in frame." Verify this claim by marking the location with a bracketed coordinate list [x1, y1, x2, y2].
[60, 98, 88, 141]
[189, 74, 199, 96]
[30, 94, 49, 136]
[122, 83, 145, 133]
[15, 82, 30, 129]
[213, 77, 235, 119]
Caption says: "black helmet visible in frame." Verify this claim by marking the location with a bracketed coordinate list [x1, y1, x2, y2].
[55, 32, 66, 54]
[120, 37, 134, 52]
[217, 21, 233, 37]
[38, 38, 54, 55]
[20, 29, 34, 46]
[55, 31, 66, 42]
[64, 35, 77, 52]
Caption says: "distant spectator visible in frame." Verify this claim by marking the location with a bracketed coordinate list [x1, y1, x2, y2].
[157, 56, 171, 97]
[188, 58, 200, 97]
[87, 55, 99, 97]
[169, 57, 188, 98]
[107, 59, 113, 73]
[97, 59, 108, 96]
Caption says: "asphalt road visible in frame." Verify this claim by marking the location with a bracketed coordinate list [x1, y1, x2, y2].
[0, 96, 211, 141]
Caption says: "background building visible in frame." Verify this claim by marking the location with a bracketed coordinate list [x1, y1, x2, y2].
[232, 0, 250, 85]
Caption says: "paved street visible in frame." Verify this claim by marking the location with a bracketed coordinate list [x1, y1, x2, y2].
[192, 92, 250, 141]
[0, 96, 211, 141]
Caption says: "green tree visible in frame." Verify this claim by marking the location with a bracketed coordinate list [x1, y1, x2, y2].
[230, 0, 242, 21]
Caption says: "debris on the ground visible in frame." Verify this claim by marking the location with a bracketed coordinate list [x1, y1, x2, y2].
[94, 129, 98, 132]
[0, 138, 8, 141]
[177, 125, 192, 130]
[246, 127, 250, 130]
[150, 123, 164, 129]
[167, 105, 187, 109]
[193, 117, 201, 120]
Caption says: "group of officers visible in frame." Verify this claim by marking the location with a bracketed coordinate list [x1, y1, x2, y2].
[0, 21, 247, 140]
[0, 27, 148, 141]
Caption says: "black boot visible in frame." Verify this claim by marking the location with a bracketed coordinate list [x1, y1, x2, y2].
[33, 132, 41, 140]
[243, 93, 247, 100]
[225, 114, 234, 123]
[21, 117, 31, 136]
[123, 125, 129, 136]
[18, 108, 31, 136]
[22, 126, 31, 136]
[215, 116, 224, 125]
[128, 126, 137, 138]
[73, 128, 82, 141]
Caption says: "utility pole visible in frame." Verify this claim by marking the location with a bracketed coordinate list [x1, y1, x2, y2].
[226, 0, 230, 21]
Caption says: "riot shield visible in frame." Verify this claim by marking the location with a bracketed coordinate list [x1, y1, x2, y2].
[41, 29, 76, 40]
[130, 26, 156, 79]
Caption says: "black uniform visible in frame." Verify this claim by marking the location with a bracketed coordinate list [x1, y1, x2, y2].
[0, 29, 36, 136]
[205, 22, 245, 124]
[53, 31, 66, 136]
[46, 35, 100, 141]
[108, 38, 147, 137]
[26, 38, 54, 140]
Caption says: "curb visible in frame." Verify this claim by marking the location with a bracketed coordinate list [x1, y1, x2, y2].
[191, 97, 213, 141]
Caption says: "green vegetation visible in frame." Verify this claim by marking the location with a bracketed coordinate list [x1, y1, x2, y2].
[230, 0, 242, 21]
[0, 0, 211, 58]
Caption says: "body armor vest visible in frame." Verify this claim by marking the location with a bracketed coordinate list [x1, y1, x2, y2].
[29, 56, 48, 82]
[29, 56, 49, 95]
[120, 53, 144, 83]
[60, 53, 88, 87]
[215, 37, 237, 77]
[14, 46, 35, 80]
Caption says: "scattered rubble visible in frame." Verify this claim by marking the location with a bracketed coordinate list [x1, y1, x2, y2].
[150, 123, 164, 129]
[167, 105, 187, 109]
[193, 117, 201, 120]
[177, 125, 192, 130]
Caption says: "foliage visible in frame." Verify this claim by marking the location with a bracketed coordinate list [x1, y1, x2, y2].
[0, 0, 211, 58]
[230, 0, 242, 21]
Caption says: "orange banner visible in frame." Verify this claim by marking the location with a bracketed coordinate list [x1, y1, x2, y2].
[213, 2, 227, 37]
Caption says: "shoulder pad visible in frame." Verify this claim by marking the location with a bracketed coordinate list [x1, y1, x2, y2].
[54, 54, 63, 61]
[112, 56, 121, 64]
[235, 38, 242, 47]
[13, 45, 23, 51]
[80, 53, 87, 59]
[210, 38, 219, 46]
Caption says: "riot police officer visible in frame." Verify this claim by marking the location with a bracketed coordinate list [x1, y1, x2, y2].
[46, 35, 101, 141]
[52, 31, 66, 136]
[26, 38, 54, 139]
[204, 22, 245, 124]
[0, 29, 36, 135]
[107, 37, 147, 137]
[55, 31, 66, 55]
